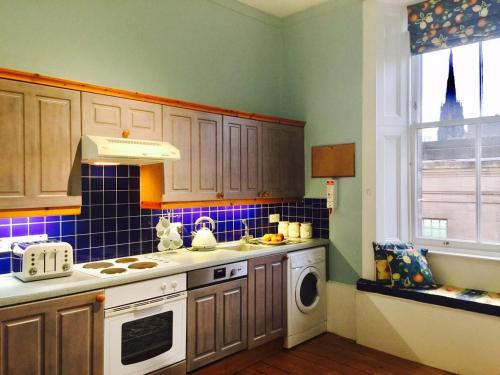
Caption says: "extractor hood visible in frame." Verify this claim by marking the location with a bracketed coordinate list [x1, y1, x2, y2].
[81, 135, 180, 165]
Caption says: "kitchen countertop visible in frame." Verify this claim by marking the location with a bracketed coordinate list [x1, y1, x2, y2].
[0, 238, 329, 308]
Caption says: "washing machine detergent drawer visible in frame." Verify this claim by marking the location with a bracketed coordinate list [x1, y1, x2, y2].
[290, 247, 325, 268]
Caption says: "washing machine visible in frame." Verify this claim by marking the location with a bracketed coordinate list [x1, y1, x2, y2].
[285, 246, 327, 348]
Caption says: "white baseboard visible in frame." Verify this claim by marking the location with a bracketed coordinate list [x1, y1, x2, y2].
[326, 281, 356, 340]
[356, 290, 500, 375]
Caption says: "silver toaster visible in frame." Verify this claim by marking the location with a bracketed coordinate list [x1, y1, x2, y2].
[11, 240, 73, 282]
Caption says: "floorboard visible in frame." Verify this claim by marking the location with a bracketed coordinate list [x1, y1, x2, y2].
[191, 333, 453, 375]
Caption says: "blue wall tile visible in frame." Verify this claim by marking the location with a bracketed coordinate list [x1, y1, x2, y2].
[0, 166, 329, 274]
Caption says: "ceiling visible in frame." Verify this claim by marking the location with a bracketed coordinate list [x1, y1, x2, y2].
[237, 0, 329, 18]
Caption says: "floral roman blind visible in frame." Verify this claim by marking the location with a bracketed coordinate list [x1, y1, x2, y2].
[407, 0, 500, 54]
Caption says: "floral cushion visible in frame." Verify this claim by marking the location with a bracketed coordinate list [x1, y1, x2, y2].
[372, 241, 413, 284]
[386, 247, 437, 289]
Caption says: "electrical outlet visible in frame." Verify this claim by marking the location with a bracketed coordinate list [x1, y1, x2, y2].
[269, 214, 280, 223]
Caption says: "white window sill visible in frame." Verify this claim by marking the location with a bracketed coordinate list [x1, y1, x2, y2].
[425, 246, 500, 263]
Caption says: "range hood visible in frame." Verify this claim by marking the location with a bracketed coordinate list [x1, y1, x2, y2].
[81, 135, 180, 165]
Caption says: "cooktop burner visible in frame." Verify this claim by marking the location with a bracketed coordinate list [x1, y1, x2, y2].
[83, 261, 114, 269]
[128, 261, 158, 270]
[115, 257, 139, 263]
[74, 254, 177, 278]
[101, 267, 127, 274]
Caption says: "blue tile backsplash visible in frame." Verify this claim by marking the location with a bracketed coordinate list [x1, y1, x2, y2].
[0, 165, 329, 274]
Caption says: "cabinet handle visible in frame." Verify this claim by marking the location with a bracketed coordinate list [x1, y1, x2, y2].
[95, 293, 106, 303]
[122, 129, 130, 138]
[283, 254, 289, 261]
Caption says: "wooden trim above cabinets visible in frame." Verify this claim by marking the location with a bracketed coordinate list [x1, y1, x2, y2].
[141, 198, 300, 210]
[0, 206, 81, 218]
[0, 67, 306, 127]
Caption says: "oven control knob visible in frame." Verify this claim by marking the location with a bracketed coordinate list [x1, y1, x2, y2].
[29, 267, 38, 276]
[160, 283, 168, 291]
[62, 263, 71, 272]
[230, 269, 236, 277]
[171, 281, 178, 289]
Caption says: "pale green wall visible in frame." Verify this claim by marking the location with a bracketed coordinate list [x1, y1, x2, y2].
[281, 0, 363, 284]
[0, 0, 283, 116]
[0, 0, 363, 284]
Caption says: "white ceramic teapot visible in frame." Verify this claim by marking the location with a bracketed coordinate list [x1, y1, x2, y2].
[191, 216, 217, 250]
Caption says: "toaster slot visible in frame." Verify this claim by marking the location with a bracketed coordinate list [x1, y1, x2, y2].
[44, 250, 57, 273]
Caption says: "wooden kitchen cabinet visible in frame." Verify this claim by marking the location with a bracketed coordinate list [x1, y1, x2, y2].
[82, 92, 162, 141]
[247, 253, 287, 349]
[0, 79, 81, 211]
[222, 116, 262, 199]
[187, 278, 247, 372]
[0, 290, 104, 375]
[262, 123, 304, 198]
[161, 107, 223, 202]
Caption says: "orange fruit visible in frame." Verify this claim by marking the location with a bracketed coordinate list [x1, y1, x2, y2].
[271, 235, 280, 242]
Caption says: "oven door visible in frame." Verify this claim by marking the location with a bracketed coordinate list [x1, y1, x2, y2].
[104, 291, 186, 375]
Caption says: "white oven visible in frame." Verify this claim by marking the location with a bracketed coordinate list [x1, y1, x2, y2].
[104, 274, 187, 375]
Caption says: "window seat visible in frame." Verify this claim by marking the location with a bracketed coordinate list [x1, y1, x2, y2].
[357, 278, 500, 317]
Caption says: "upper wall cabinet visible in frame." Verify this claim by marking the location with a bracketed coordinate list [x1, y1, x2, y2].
[223, 116, 262, 200]
[82, 92, 162, 141]
[0, 79, 81, 210]
[262, 123, 304, 198]
[160, 106, 223, 202]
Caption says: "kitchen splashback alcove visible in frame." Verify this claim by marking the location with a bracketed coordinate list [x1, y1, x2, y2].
[0, 165, 329, 274]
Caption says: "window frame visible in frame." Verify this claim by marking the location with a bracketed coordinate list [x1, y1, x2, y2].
[410, 50, 500, 254]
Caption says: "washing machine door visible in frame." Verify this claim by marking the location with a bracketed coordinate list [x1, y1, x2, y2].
[295, 266, 321, 313]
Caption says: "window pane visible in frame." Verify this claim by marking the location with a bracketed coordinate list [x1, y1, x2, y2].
[480, 123, 500, 243]
[421, 219, 448, 239]
[420, 43, 480, 123]
[417, 126, 477, 241]
[482, 38, 500, 116]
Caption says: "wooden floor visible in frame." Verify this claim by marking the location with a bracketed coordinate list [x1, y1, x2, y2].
[192, 333, 452, 375]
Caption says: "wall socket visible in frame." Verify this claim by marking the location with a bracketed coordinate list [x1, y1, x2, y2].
[269, 214, 280, 223]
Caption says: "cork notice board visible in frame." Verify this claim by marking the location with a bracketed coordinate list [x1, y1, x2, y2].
[312, 143, 355, 177]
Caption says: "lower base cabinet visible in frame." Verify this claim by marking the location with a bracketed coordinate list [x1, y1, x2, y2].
[186, 278, 247, 372]
[247, 254, 287, 349]
[0, 290, 104, 375]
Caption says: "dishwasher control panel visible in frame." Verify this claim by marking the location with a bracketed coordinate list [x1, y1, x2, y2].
[187, 261, 247, 289]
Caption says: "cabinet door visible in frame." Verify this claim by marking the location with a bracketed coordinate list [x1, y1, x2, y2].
[187, 278, 247, 372]
[162, 107, 222, 201]
[262, 123, 286, 198]
[0, 79, 81, 210]
[187, 285, 219, 372]
[82, 92, 162, 141]
[247, 254, 287, 349]
[0, 290, 104, 375]
[51, 300, 104, 375]
[218, 278, 247, 356]
[27, 84, 82, 208]
[223, 116, 262, 199]
[0, 313, 46, 375]
[284, 126, 305, 198]
[0, 80, 27, 205]
[262, 123, 304, 198]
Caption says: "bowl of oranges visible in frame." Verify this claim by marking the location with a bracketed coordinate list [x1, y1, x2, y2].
[259, 233, 287, 245]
